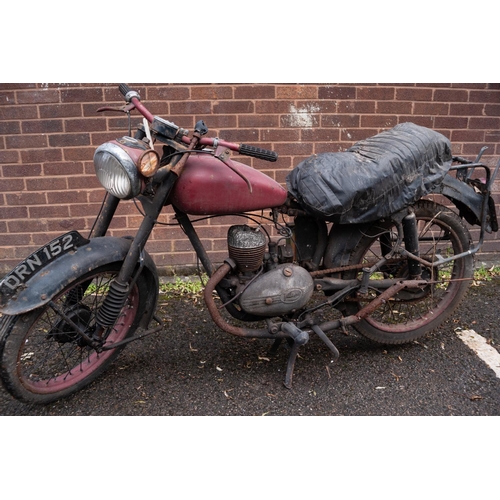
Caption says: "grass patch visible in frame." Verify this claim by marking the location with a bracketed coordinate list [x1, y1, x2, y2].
[159, 275, 207, 299]
[473, 265, 500, 283]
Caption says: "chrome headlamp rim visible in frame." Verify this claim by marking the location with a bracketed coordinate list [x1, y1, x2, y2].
[93, 141, 142, 199]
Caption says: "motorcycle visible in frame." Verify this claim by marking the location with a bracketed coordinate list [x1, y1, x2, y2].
[0, 84, 498, 405]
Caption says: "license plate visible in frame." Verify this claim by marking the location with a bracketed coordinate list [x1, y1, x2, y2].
[0, 231, 89, 296]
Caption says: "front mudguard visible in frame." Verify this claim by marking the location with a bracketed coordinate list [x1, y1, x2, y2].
[0, 236, 159, 326]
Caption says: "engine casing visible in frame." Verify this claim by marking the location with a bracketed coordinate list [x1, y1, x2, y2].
[238, 264, 314, 317]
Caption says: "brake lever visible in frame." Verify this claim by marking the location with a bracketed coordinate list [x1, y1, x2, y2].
[96, 102, 136, 114]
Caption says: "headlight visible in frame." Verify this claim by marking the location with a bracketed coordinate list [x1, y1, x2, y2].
[93, 137, 160, 199]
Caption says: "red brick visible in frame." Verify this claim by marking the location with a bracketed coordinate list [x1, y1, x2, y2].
[470, 90, 500, 103]
[0, 83, 36, 90]
[63, 146, 95, 162]
[22, 119, 63, 134]
[43, 162, 85, 176]
[321, 114, 360, 128]
[21, 148, 63, 163]
[49, 133, 90, 147]
[6, 191, 47, 206]
[485, 104, 500, 116]
[434, 89, 469, 102]
[396, 87, 433, 101]
[26, 177, 67, 191]
[318, 86, 356, 100]
[376, 101, 412, 114]
[218, 128, 259, 143]
[357, 86, 395, 100]
[17, 89, 60, 104]
[450, 103, 484, 116]
[40, 103, 82, 119]
[0, 150, 20, 164]
[65, 118, 107, 133]
[28, 204, 70, 219]
[6, 134, 48, 149]
[170, 100, 212, 115]
[261, 128, 301, 142]
[191, 86, 233, 100]
[469, 117, 500, 129]
[213, 100, 254, 114]
[0, 121, 21, 134]
[2, 163, 42, 177]
[0, 105, 38, 120]
[0, 206, 28, 219]
[0, 179, 24, 193]
[451, 130, 486, 142]
[414, 102, 449, 115]
[239, 114, 279, 128]
[337, 100, 376, 114]
[277, 85, 317, 99]
[60, 87, 104, 103]
[434, 116, 469, 129]
[147, 86, 190, 101]
[234, 85, 276, 99]
[46, 190, 88, 204]
[255, 100, 291, 114]
[7, 218, 49, 233]
[361, 114, 399, 129]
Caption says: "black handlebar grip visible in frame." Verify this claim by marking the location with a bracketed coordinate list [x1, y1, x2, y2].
[239, 144, 278, 162]
[119, 83, 132, 97]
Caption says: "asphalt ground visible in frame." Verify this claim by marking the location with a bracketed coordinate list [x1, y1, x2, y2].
[1, 278, 500, 416]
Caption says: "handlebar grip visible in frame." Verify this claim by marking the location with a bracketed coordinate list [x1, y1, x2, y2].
[239, 144, 278, 162]
[119, 83, 132, 97]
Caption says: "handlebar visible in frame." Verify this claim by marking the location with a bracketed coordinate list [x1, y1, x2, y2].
[118, 83, 278, 162]
[119, 83, 155, 123]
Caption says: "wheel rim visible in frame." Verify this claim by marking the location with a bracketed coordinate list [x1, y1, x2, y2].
[16, 270, 139, 394]
[354, 214, 468, 333]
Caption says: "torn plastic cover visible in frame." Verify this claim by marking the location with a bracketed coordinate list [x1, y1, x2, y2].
[286, 122, 452, 224]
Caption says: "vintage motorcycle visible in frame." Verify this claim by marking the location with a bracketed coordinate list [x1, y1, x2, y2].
[1, 84, 498, 404]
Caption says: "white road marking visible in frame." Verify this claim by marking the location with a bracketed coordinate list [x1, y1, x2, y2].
[456, 329, 500, 378]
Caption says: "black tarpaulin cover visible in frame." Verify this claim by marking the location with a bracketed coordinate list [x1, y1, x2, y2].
[286, 122, 452, 224]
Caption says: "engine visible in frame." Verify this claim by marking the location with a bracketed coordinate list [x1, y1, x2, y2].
[226, 225, 314, 317]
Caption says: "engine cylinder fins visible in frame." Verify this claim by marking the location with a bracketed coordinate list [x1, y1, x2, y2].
[228, 225, 266, 272]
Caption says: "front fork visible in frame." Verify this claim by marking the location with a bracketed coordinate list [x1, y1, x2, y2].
[91, 129, 204, 334]
[93, 174, 177, 332]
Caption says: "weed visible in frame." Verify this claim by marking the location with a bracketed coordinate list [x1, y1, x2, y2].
[159, 275, 208, 299]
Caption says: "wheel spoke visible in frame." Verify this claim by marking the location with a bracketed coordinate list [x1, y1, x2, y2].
[341, 201, 473, 343]
[3, 265, 142, 402]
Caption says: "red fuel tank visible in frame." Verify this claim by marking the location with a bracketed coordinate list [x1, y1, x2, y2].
[169, 153, 288, 215]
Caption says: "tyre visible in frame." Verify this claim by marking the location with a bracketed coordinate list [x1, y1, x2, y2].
[0, 262, 150, 404]
[341, 200, 474, 344]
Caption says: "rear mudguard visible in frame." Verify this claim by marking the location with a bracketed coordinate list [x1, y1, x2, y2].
[435, 173, 498, 232]
[0, 235, 159, 325]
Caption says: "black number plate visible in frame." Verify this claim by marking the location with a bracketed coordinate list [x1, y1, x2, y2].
[0, 231, 89, 296]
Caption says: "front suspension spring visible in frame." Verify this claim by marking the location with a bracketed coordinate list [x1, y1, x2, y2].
[96, 280, 130, 327]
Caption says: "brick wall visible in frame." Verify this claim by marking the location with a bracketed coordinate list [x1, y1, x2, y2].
[1, 83, 499, 276]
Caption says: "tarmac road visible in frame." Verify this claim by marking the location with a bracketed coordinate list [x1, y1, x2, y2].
[1, 278, 499, 417]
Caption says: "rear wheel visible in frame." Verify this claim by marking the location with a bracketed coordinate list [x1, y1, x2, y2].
[342, 200, 474, 344]
[0, 262, 149, 404]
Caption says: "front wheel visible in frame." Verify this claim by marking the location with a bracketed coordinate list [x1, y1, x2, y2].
[0, 262, 150, 404]
[342, 200, 474, 344]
